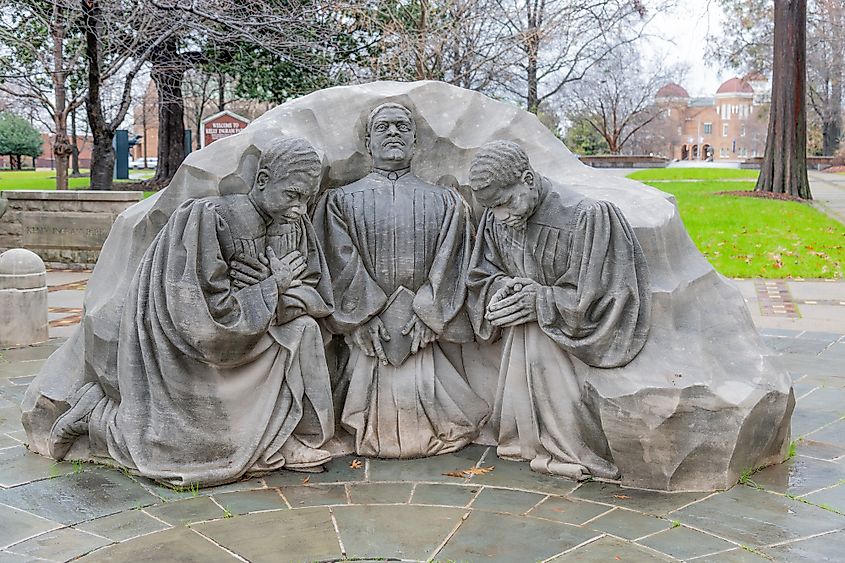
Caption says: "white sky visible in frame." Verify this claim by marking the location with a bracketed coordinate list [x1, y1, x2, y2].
[643, 0, 734, 96]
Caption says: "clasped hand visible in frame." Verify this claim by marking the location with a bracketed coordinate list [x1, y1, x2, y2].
[229, 247, 306, 293]
[485, 277, 539, 327]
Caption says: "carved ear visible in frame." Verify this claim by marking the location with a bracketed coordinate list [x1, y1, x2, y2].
[255, 170, 269, 189]
[521, 169, 534, 186]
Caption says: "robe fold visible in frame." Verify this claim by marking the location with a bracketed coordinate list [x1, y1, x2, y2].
[468, 179, 650, 479]
[315, 171, 489, 458]
[85, 195, 335, 486]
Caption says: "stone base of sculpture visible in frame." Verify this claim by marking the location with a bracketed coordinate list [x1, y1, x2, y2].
[21, 81, 792, 491]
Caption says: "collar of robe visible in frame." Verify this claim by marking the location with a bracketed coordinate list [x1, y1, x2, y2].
[373, 166, 411, 182]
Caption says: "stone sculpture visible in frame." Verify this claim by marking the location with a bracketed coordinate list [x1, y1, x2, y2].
[36, 137, 336, 487]
[466, 140, 651, 481]
[314, 103, 489, 458]
[22, 81, 793, 491]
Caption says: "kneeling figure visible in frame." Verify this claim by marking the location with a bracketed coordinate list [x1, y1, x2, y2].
[47, 137, 336, 487]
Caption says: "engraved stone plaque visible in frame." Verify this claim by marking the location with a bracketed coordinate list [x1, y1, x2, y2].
[22, 212, 114, 250]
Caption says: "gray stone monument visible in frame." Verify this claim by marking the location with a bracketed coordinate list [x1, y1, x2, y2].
[0, 248, 48, 347]
[22, 81, 793, 491]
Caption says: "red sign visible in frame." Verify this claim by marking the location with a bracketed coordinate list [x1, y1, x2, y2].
[201, 111, 250, 148]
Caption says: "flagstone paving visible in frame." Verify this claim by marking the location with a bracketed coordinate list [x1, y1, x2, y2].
[2, 278, 845, 561]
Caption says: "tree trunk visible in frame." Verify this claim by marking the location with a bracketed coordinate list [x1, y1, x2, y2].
[50, 13, 70, 190]
[217, 72, 226, 111]
[415, 0, 427, 80]
[755, 0, 812, 199]
[83, 0, 116, 191]
[70, 107, 80, 175]
[150, 37, 187, 185]
[525, 1, 542, 113]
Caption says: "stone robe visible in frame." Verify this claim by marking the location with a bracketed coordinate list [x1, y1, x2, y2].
[315, 170, 490, 458]
[85, 194, 335, 486]
[468, 179, 650, 480]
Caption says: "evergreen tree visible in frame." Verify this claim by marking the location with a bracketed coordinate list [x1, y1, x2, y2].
[0, 112, 43, 170]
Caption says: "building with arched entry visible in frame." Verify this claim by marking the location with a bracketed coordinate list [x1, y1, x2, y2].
[654, 74, 769, 162]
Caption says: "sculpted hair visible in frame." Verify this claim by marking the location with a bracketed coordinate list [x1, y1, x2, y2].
[366, 102, 416, 136]
[469, 140, 532, 192]
[258, 137, 322, 181]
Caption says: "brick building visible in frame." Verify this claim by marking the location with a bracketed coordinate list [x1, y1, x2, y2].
[653, 73, 770, 162]
[0, 133, 92, 169]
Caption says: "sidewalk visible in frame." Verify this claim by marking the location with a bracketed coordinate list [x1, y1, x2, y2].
[808, 170, 845, 226]
[0, 271, 840, 561]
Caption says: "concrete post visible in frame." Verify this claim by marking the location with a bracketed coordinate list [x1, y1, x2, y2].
[0, 248, 48, 347]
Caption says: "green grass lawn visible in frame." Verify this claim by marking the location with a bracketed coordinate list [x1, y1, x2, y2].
[0, 169, 156, 197]
[629, 168, 844, 278]
[627, 168, 760, 181]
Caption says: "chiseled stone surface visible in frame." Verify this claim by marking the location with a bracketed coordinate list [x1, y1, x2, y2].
[0, 326, 844, 563]
[20, 81, 790, 492]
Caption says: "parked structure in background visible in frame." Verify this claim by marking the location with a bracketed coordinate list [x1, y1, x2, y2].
[653, 73, 770, 162]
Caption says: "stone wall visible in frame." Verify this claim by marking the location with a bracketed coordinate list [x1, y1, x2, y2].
[578, 155, 670, 168]
[0, 190, 143, 269]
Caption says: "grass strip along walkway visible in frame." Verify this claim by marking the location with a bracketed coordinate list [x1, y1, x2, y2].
[628, 168, 844, 279]
[0, 169, 156, 198]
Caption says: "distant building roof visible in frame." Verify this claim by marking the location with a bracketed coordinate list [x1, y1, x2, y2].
[717, 77, 754, 95]
[656, 83, 689, 98]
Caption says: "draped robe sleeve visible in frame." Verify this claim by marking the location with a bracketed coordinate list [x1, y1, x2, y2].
[149, 199, 282, 368]
[411, 189, 472, 336]
[468, 197, 651, 369]
[313, 189, 388, 334]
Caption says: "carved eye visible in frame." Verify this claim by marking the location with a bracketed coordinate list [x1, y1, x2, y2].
[375, 123, 389, 132]
[397, 123, 411, 132]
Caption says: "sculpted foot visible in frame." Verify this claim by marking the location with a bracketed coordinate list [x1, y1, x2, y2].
[281, 435, 331, 472]
[48, 382, 104, 460]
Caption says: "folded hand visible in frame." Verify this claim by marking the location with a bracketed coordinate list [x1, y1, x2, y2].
[486, 279, 539, 327]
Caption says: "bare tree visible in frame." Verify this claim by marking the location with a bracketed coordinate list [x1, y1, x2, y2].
[349, 0, 517, 91]
[0, 0, 86, 189]
[807, 0, 843, 156]
[713, 0, 844, 156]
[491, 0, 660, 112]
[564, 44, 683, 154]
[82, 0, 185, 190]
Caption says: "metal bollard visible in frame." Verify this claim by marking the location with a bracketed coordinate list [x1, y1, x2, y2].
[0, 248, 48, 347]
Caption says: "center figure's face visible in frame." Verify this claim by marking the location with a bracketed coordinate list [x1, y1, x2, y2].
[368, 108, 415, 169]
[481, 174, 540, 231]
[255, 171, 317, 223]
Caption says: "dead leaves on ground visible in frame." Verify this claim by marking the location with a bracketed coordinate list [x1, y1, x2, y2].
[443, 466, 495, 479]
[349, 459, 363, 469]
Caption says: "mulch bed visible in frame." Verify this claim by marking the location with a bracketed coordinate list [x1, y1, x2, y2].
[717, 190, 807, 203]
[823, 165, 845, 173]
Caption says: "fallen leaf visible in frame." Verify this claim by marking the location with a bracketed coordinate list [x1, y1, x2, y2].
[613, 494, 631, 500]
[301, 477, 310, 485]
[349, 459, 363, 469]
[465, 466, 495, 476]
[442, 466, 495, 478]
